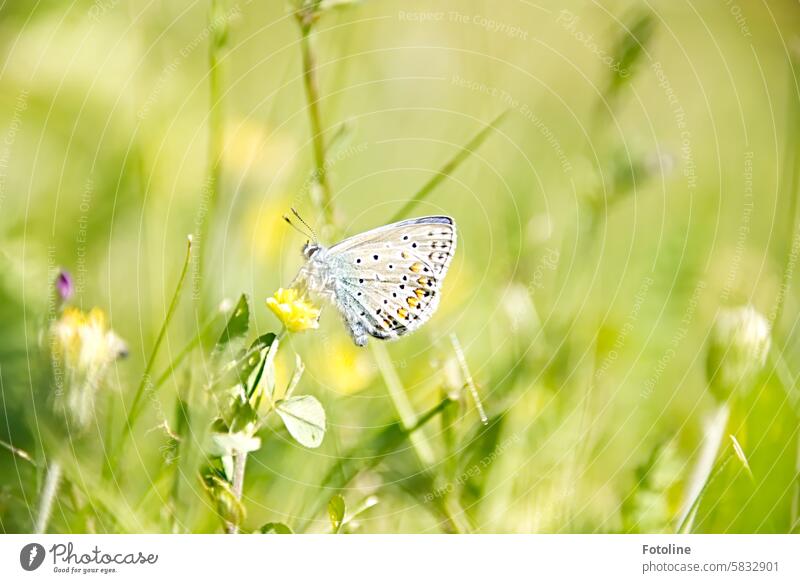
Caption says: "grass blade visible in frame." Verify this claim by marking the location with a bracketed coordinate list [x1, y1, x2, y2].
[389, 109, 509, 223]
[110, 236, 193, 471]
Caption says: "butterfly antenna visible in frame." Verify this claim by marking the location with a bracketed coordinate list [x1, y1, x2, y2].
[283, 215, 312, 239]
[291, 208, 318, 242]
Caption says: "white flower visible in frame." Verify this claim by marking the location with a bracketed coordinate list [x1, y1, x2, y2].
[706, 305, 771, 400]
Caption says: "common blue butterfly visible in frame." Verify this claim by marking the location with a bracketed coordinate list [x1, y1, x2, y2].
[290, 215, 457, 346]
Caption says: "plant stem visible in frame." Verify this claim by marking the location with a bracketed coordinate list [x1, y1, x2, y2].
[371, 342, 435, 465]
[111, 236, 192, 470]
[677, 402, 729, 532]
[225, 329, 284, 533]
[152, 309, 222, 389]
[450, 333, 488, 424]
[677, 455, 732, 534]
[226, 449, 247, 534]
[0, 438, 36, 465]
[197, 0, 227, 295]
[298, 13, 334, 231]
[389, 109, 509, 223]
[35, 460, 62, 533]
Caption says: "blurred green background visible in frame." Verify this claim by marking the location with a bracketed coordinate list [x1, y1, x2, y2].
[1, 0, 799, 533]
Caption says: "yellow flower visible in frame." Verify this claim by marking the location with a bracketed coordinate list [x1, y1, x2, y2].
[266, 288, 320, 333]
[315, 336, 374, 395]
[51, 307, 127, 427]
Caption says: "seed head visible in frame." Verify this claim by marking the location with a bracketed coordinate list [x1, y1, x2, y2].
[706, 305, 770, 401]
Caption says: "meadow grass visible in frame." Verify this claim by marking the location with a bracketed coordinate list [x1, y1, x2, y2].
[0, 0, 798, 534]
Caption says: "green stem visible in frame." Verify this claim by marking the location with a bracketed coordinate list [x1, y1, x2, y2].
[35, 460, 62, 533]
[198, 0, 227, 294]
[771, 76, 800, 329]
[226, 449, 247, 534]
[676, 403, 730, 532]
[112, 236, 192, 468]
[152, 309, 222, 389]
[389, 109, 509, 223]
[225, 329, 284, 533]
[371, 342, 434, 466]
[677, 455, 732, 534]
[298, 14, 334, 230]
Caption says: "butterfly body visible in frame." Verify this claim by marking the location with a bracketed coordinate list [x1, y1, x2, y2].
[294, 216, 457, 346]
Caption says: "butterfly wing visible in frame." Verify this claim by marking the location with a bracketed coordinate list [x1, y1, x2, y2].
[326, 216, 457, 346]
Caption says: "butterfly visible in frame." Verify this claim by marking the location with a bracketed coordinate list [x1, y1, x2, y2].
[288, 213, 457, 346]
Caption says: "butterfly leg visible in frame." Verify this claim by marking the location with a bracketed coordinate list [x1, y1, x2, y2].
[345, 316, 369, 347]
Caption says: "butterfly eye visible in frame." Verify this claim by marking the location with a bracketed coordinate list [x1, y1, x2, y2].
[373, 254, 379, 260]
[356, 258, 361, 264]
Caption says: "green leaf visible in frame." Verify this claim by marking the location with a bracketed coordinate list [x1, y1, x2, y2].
[620, 438, 683, 533]
[203, 473, 245, 527]
[276, 395, 326, 448]
[214, 294, 250, 354]
[458, 415, 506, 513]
[328, 494, 346, 533]
[258, 522, 293, 534]
[241, 333, 277, 393]
[606, 8, 656, 96]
